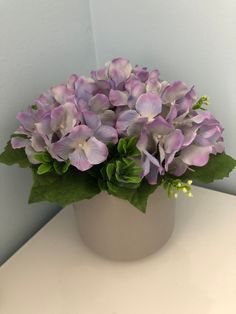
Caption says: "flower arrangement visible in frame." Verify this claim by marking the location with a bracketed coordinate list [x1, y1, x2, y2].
[0, 58, 235, 211]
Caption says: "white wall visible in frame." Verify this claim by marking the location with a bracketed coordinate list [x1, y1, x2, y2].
[90, 0, 236, 195]
[0, 0, 96, 264]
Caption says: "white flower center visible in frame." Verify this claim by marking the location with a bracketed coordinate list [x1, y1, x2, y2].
[71, 139, 86, 150]
[78, 143, 84, 149]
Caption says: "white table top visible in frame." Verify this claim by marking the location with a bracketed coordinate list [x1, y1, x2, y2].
[1, 186, 236, 314]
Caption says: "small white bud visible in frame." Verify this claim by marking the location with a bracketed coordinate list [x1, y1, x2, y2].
[174, 193, 178, 199]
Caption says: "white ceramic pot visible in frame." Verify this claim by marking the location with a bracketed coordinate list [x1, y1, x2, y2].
[73, 188, 175, 261]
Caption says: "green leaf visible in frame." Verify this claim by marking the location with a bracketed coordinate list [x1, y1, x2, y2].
[98, 178, 107, 191]
[127, 136, 138, 149]
[106, 179, 160, 213]
[53, 160, 70, 175]
[62, 160, 70, 173]
[31, 104, 38, 110]
[106, 163, 115, 181]
[180, 153, 236, 183]
[0, 140, 30, 168]
[121, 157, 134, 168]
[126, 136, 141, 157]
[29, 167, 100, 206]
[192, 95, 209, 110]
[117, 138, 127, 154]
[34, 151, 52, 163]
[37, 163, 53, 175]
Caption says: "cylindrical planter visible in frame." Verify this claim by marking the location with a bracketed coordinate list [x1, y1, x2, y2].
[73, 188, 175, 261]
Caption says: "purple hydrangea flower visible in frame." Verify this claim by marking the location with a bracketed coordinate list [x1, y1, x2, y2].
[52, 125, 108, 171]
[10, 57, 225, 177]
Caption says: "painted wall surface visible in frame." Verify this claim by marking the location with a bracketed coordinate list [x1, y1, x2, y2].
[0, 0, 96, 264]
[90, 0, 236, 194]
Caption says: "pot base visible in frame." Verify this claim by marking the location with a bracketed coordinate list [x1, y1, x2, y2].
[73, 188, 175, 261]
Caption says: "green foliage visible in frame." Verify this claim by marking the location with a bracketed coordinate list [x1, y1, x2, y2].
[37, 163, 53, 175]
[179, 153, 236, 184]
[2, 132, 235, 212]
[0, 140, 30, 168]
[29, 167, 100, 206]
[34, 151, 52, 163]
[162, 177, 192, 198]
[53, 160, 70, 175]
[34, 151, 70, 175]
[117, 136, 141, 157]
[96, 136, 158, 212]
[31, 104, 38, 110]
[129, 180, 160, 212]
[105, 179, 160, 213]
[192, 95, 209, 111]
[105, 158, 142, 188]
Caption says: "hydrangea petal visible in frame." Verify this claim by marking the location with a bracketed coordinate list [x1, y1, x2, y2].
[69, 125, 93, 142]
[143, 150, 161, 168]
[36, 91, 57, 111]
[133, 66, 149, 82]
[145, 162, 159, 185]
[83, 111, 101, 130]
[116, 110, 139, 134]
[146, 79, 161, 93]
[136, 93, 162, 120]
[164, 129, 184, 154]
[89, 94, 110, 113]
[25, 145, 40, 164]
[51, 85, 75, 104]
[75, 76, 97, 102]
[176, 86, 196, 114]
[127, 117, 148, 137]
[91, 67, 108, 81]
[137, 130, 149, 151]
[100, 110, 116, 126]
[11, 137, 30, 149]
[142, 156, 150, 177]
[137, 129, 157, 153]
[69, 148, 92, 171]
[109, 90, 128, 107]
[166, 105, 178, 122]
[51, 137, 74, 160]
[51, 102, 77, 136]
[67, 74, 78, 89]
[31, 134, 46, 152]
[52, 125, 93, 160]
[84, 137, 108, 164]
[149, 70, 160, 81]
[191, 112, 213, 124]
[108, 58, 132, 87]
[125, 76, 145, 98]
[162, 81, 188, 104]
[16, 112, 36, 132]
[35, 113, 52, 136]
[147, 116, 172, 135]
[180, 144, 212, 166]
[212, 142, 225, 154]
[95, 125, 118, 144]
[182, 126, 199, 147]
[169, 157, 188, 176]
[14, 126, 31, 136]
